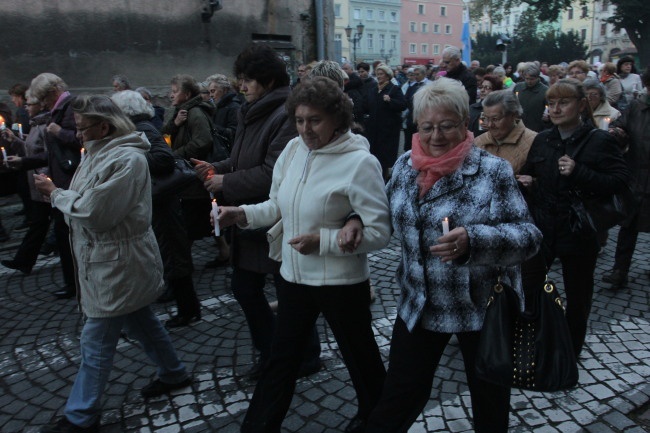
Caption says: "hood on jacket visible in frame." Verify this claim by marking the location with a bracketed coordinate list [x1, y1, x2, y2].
[180, 95, 215, 117]
[84, 131, 151, 156]
[302, 130, 370, 154]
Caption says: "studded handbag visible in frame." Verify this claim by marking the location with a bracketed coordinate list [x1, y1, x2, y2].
[474, 275, 579, 392]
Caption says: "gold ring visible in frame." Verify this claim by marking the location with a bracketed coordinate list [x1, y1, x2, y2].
[453, 248, 458, 254]
[338, 238, 342, 244]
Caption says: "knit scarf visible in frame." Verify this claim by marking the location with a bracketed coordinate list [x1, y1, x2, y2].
[411, 131, 474, 198]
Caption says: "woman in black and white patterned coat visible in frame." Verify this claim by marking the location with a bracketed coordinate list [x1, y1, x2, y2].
[365, 78, 542, 433]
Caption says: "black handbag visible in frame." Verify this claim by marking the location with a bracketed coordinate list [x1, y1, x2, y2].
[475, 275, 579, 392]
[151, 158, 200, 199]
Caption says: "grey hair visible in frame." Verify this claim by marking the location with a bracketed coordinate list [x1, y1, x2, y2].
[308, 60, 346, 89]
[111, 90, 155, 118]
[582, 78, 606, 103]
[482, 89, 523, 117]
[135, 87, 153, 101]
[442, 45, 461, 60]
[413, 77, 469, 121]
[205, 74, 232, 91]
[71, 94, 135, 137]
[523, 63, 541, 78]
[413, 64, 427, 75]
[493, 66, 506, 79]
[112, 74, 131, 91]
[29, 73, 68, 101]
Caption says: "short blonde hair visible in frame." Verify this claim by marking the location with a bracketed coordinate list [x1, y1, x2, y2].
[29, 73, 68, 101]
[413, 77, 469, 121]
[374, 63, 394, 78]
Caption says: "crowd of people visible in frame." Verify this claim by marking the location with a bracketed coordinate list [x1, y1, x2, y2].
[0, 43, 647, 433]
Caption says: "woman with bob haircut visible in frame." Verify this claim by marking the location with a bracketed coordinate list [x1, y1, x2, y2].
[364, 78, 542, 433]
[218, 76, 391, 433]
[519, 78, 629, 357]
[35, 95, 190, 433]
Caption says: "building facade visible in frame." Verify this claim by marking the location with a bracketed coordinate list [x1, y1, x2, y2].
[335, 0, 402, 66]
[400, 0, 465, 66]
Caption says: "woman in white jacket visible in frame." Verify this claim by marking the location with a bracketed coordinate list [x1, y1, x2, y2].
[219, 77, 391, 433]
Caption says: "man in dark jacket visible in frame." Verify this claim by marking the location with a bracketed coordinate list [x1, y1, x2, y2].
[512, 63, 549, 132]
[21, 73, 79, 299]
[442, 46, 478, 105]
[604, 68, 650, 289]
[357, 62, 378, 135]
[403, 65, 428, 151]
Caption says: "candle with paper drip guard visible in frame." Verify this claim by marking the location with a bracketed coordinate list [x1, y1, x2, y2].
[599, 117, 610, 131]
[1, 146, 7, 166]
[80, 148, 86, 164]
[211, 199, 220, 236]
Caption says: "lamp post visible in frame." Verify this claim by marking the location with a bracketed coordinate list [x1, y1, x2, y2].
[345, 22, 365, 65]
[380, 48, 394, 65]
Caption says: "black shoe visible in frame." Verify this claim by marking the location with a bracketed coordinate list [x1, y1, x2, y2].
[156, 287, 175, 303]
[345, 416, 366, 433]
[13, 221, 30, 232]
[297, 359, 322, 378]
[53, 286, 76, 299]
[165, 313, 201, 329]
[40, 416, 100, 433]
[1, 259, 31, 275]
[603, 269, 628, 287]
[13, 208, 26, 216]
[141, 377, 192, 398]
[205, 257, 230, 268]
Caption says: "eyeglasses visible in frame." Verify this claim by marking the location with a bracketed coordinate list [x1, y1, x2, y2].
[418, 120, 464, 136]
[76, 122, 101, 133]
[479, 115, 506, 125]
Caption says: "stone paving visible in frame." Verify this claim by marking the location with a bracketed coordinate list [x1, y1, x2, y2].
[0, 194, 648, 433]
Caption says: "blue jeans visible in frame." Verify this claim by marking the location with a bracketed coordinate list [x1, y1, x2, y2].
[64, 306, 187, 427]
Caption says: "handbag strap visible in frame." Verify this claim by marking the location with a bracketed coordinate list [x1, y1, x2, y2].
[570, 128, 598, 160]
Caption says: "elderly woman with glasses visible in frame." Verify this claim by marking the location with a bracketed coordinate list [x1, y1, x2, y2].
[468, 74, 503, 137]
[474, 90, 537, 174]
[34, 95, 190, 433]
[364, 78, 542, 433]
[583, 78, 621, 130]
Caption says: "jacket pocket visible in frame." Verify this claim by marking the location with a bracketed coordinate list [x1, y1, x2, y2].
[85, 244, 120, 263]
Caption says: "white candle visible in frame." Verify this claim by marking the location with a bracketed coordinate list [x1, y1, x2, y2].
[211, 199, 220, 236]
[600, 117, 610, 130]
[544, 105, 549, 115]
[442, 217, 450, 235]
[80, 148, 85, 164]
[18, 123, 23, 140]
[1, 146, 7, 166]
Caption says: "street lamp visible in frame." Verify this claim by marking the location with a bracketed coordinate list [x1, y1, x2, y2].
[380, 48, 394, 65]
[345, 22, 365, 65]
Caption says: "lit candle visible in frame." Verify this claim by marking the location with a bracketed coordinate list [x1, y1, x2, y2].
[1, 146, 7, 166]
[0, 116, 5, 130]
[18, 123, 23, 139]
[80, 148, 86, 164]
[163, 134, 172, 146]
[600, 117, 610, 130]
[544, 105, 549, 115]
[442, 217, 450, 235]
[211, 199, 220, 236]
[515, 91, 519, 99]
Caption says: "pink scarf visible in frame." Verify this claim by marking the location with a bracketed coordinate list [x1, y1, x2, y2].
[411, 131, 474, 198]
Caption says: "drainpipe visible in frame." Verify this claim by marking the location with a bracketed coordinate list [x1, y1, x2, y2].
[315, 0, 325, 59]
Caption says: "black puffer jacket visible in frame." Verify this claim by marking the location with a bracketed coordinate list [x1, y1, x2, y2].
[520, 124, 629, 256]
[213, 92, 241, 153]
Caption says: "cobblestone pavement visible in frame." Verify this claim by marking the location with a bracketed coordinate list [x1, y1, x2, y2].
[0, 195, 649, 433]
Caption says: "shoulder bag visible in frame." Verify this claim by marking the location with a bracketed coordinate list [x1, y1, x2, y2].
[151, 158, 200, 199]
[475, 274, 579, 392]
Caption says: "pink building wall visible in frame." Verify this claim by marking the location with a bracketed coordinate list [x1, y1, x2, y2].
[400, 0, 465, 66]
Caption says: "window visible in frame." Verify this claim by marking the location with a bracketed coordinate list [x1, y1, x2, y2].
[410, 21, 416, 32]
[421, 44, 428, 55]
[440, 6, 447, 16]
[353, 8, 361, 20]
[433, 44, 440, 55]
[409, 43, 417, 54]
[580, 28, 587, 40]
[433, 23, 440, 34]
[391, 34, 397, 50]
[390, 11, 398, 22]
[567, 7, 573, 20]
[600, 23, 607, 35]
[334, 3, 341, 18]
[421, 22, 428, 33]
[418, 4, 425, 15]
[335, 33, 341, 43]
[367, 9, 374, 20]
[445, 24, 452, 34]
[367, 33, 374, 52]
[379, 10, 386, 21]
[379, 34, 386, 50]
[581, 6, 588, 18]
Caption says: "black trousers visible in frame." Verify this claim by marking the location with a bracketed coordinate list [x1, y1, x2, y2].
[365, 318, 511, 433]
[52, 208, 75, 287]
[241, 277, 385, 433]
[231, 268, 321, 366]
[11, 201, 51, 269]
[613, 215, 640, 274]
